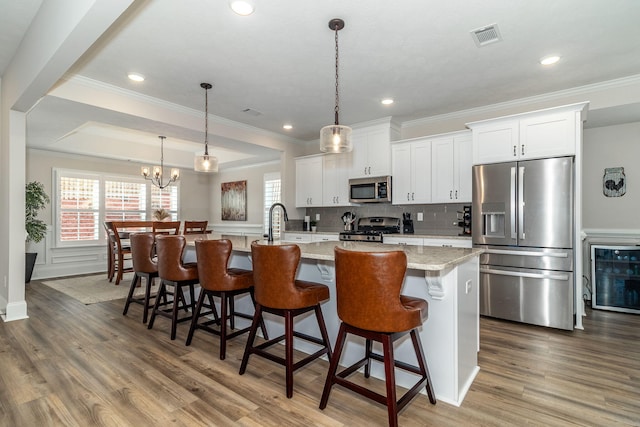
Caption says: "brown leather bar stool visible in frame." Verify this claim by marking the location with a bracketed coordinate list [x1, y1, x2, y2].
[186, 239, 268, 359]
[320, 247, 436, 427]
[147, 235, 198, 340]
[239, 242, 332, 398]
[123, 232, 159, 324]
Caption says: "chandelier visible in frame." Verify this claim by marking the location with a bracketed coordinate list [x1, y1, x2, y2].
[320, 18, 352, 153]
[141, 136, 180, 189]
[194, 82, 219, 173]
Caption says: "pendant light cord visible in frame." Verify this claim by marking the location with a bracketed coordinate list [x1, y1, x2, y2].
[334, 25, 340, 126]
[204, 86, 209, 156]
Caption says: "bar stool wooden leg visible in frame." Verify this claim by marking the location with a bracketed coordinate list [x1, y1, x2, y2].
[239, 304, 263, 375]
[382, 334, 399, 427]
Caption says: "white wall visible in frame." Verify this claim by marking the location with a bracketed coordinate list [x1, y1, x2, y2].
[583, 122, 640, 230]
[210, 160, 281, 235]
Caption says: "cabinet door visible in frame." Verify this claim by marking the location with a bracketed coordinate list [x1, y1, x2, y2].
[323, 153, 352, 206]
[351, 130, 370, 178]
[391, 143, 412, 204]
[351, 126, 391, 178]
[366, 127, 392, 177]
[295, 156, 323, 207]
[431, 137, 455, 203]
[472, 121, 519, 164]
[283, 233, 312, 243]
[384, 236, 424, 246]
[519, 111, 576, 160]
[454, 134, 473, 203]
[411, 140, 432, 203]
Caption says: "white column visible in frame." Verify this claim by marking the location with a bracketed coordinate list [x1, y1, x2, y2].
[1, 0, 135, 321]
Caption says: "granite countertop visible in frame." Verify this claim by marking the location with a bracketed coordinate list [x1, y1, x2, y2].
[185, 233, 482, 272]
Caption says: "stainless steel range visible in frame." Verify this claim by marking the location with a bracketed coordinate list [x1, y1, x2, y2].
[339, 217, 400, 242]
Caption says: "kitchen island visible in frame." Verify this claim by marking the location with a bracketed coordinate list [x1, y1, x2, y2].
[185, 234, 483, 406]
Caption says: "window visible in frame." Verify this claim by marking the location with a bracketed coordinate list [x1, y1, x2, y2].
[105, 179, 147, 221]
[59, 174, 100, 242]
[55, 168, 180, 246]
[264, 172, 281, 236]
[151, 185, 178, 220]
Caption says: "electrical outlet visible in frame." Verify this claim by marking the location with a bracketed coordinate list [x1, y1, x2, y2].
[417, 212, 424, 221]
[316, 214, 320, 221]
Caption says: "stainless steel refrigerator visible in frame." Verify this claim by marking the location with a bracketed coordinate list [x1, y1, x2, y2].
[472, 156, 574, 330]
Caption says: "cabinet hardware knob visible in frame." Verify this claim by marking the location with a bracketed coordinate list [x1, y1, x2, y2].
[412, 192, 415, 201]
[407, 193, 410, 201]
[513, 145, 517, 156]
[450, 190, 453, 199]
[521, 145, 525, 156]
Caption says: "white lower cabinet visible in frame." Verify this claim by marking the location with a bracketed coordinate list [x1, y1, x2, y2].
[423, 238, 472, 248]
[384, 236, 424, 246]
[283, 233, 339, 243]
[311, 233, 339, 242]
[282, 233, 312, 243]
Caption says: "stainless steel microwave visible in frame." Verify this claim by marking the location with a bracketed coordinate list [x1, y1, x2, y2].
[349, 176, 392, 203]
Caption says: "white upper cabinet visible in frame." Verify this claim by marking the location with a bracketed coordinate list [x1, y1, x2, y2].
[432, 132, 472, 203]
[295, 155, 323, 207]
[468, 102, 588, 165]
[350, 120, 400, 178]
[322, 152, 352, 206]
[391, 138, 432, 204]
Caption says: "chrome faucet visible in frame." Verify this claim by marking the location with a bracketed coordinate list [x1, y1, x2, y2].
[267, 203, 288, 242]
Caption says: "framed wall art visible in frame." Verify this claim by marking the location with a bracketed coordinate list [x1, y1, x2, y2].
[221, 180, 247, 221]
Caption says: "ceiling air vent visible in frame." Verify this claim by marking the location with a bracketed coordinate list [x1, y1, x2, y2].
[242, 108, 262, 116]
[470, 23, 502, 47]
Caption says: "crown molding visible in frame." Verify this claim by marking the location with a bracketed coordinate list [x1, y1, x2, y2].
[402, 74, 640, 129]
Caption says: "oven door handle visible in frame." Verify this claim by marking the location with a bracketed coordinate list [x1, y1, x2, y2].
[480, 267, 570, 281]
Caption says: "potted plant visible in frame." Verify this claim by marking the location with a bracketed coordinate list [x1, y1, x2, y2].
[310, 220, 317, 232]
[25, 181, 50, 282]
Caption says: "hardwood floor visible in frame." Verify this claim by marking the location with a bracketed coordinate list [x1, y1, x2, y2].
[1, 281, 639, 426]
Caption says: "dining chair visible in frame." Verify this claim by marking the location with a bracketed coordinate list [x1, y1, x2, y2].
[109, 221, 134, 285]
[153, 221, 181, 235]
[183, 220, 208, 234]
[103, 221, 117, 281]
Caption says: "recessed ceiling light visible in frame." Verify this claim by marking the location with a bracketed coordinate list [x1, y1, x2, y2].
[128, 73, 145, 82]
[540, 55, 560, 66]
[230, 0, 254, 15]
[381, 98, 394, 105]
[283, 124, 293, 130]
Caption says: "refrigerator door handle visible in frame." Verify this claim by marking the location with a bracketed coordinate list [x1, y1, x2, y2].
[510, 166, 517, 239]
[480, 267, 570, 281]
[484, 249, 569, 258]
[519, 166, 525, 240]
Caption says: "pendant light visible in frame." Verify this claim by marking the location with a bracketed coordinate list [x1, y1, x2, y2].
[141, 136, 180, 189]
[194, 82, 219, 172]
[320, 18, 352, 153]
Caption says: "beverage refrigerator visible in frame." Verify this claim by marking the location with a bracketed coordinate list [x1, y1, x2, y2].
[591, 245, 640, 314]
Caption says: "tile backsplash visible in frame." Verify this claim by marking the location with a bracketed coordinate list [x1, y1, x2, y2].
[287, 203, 470, 236]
